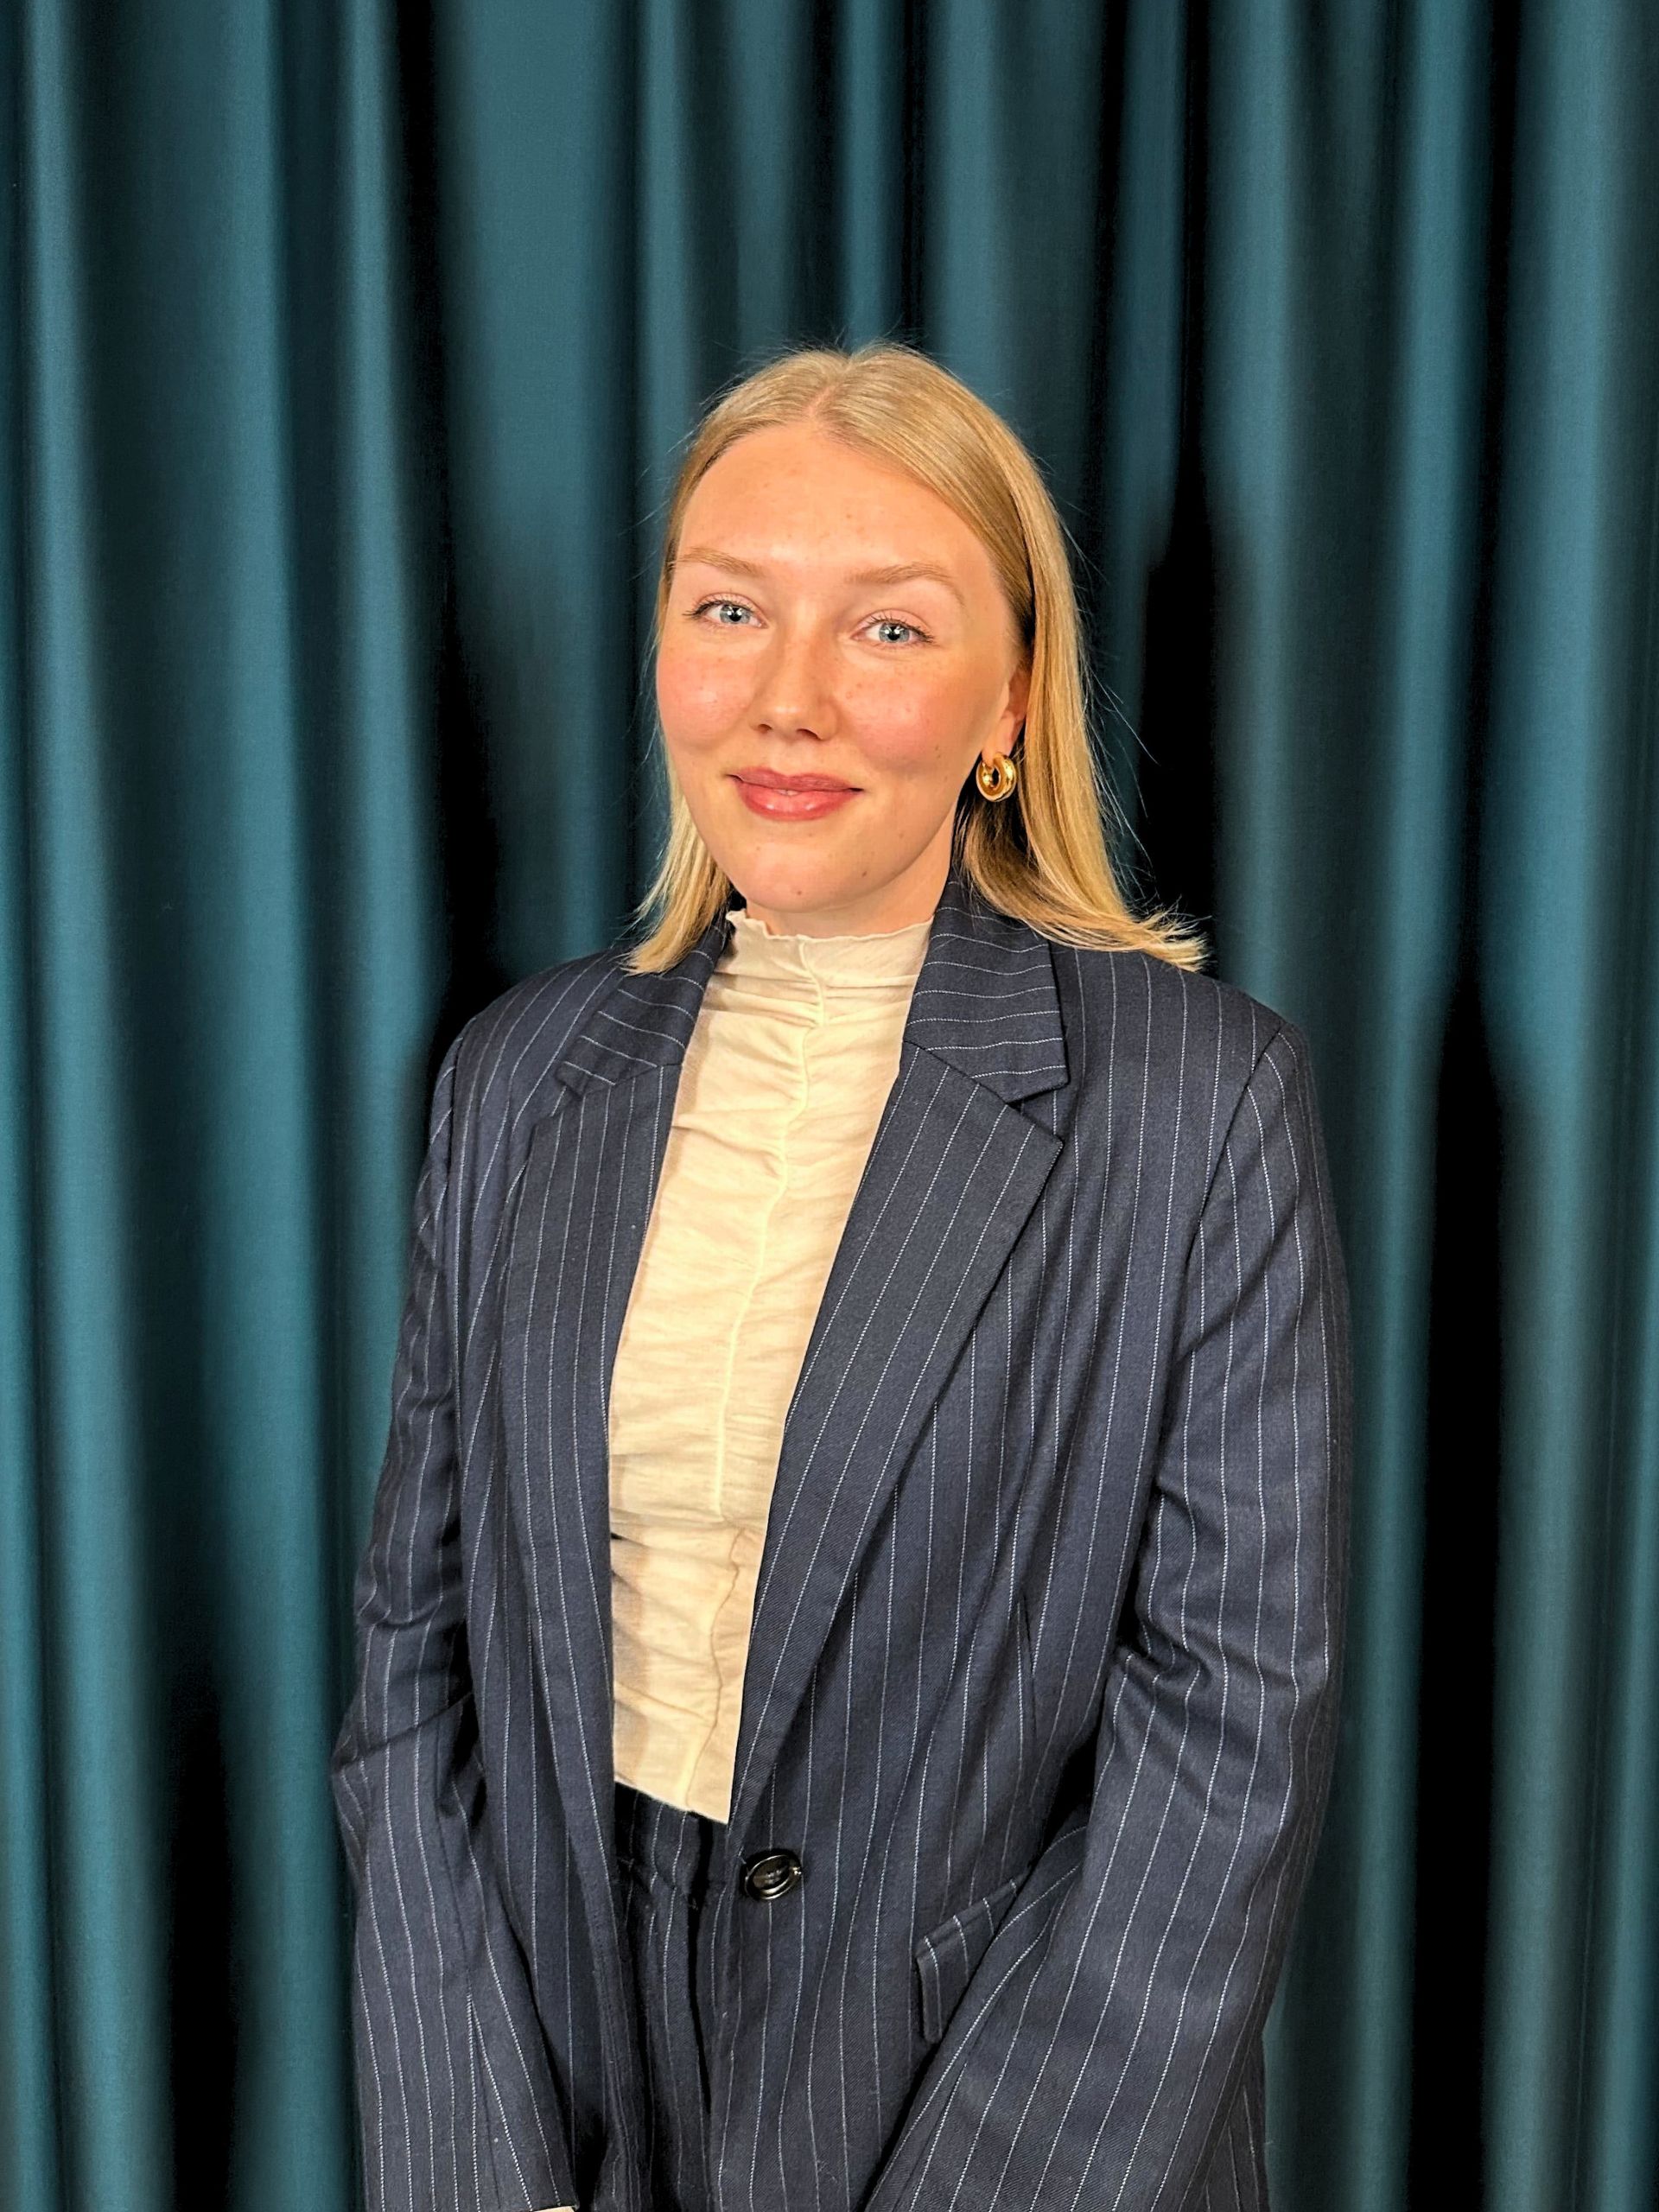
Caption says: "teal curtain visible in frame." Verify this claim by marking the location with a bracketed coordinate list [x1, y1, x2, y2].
[3, 4, 1655, 2209]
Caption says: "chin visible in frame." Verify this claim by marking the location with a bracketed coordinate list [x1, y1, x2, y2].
[728, 852, 842, 893]
[728, 851, 860, 908]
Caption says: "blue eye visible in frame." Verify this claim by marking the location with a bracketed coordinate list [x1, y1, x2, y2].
[685, 597, 931, 645]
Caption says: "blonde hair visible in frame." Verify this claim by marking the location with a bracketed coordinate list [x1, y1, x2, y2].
[623, 340, 1209, 974]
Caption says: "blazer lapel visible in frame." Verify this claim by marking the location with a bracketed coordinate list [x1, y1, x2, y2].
[499, 858, 1071, 1968]
[724, 866, 1068, 1843]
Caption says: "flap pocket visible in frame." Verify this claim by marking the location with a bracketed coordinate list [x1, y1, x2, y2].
[912, 1868, 1026, 2047]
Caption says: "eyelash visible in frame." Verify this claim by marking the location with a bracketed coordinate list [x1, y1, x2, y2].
[686, 595, 932, 647]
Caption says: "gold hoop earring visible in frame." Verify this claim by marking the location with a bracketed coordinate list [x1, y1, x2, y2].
[976, 752, 1017, 801]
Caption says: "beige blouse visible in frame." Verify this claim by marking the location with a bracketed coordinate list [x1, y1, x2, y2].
[606, 899, 933, 1821]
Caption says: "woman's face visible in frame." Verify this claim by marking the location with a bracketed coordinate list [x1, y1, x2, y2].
[656, 422, 1030, 936]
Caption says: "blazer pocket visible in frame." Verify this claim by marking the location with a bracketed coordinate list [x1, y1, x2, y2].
[1018, 1591, 1038, 1779]
[913, 1868, 1027, 2048]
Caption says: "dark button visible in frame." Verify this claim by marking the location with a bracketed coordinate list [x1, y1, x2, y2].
[740, 1847, 804, 1902]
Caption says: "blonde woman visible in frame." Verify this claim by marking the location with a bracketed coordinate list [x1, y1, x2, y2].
[331, 341, 1352, 2212]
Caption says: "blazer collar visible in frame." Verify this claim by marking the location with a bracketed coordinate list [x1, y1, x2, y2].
[552, 849, 1069, 1108]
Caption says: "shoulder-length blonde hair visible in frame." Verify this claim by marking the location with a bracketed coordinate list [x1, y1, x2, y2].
[623, 340, 1209, 975]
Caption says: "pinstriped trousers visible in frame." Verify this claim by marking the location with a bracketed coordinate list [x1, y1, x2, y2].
[613, 1779, 722, 2212]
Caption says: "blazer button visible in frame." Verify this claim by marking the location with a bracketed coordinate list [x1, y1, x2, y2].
[740, 1847, 804, 1902]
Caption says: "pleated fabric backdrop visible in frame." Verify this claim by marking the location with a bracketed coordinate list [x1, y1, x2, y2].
[2, 3, 1655, 2209]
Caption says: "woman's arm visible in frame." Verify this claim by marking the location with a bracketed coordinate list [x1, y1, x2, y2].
[870, 1017, 1353, 2212]
[330, 1031, 581, 2212]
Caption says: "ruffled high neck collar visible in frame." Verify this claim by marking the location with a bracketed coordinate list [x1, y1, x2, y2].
[721, 903, 932, 987]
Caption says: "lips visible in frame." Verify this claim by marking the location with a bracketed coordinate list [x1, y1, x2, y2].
[732, 772, 860, 821]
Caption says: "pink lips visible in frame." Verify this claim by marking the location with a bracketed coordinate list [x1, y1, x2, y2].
[732, 770, 860, 821]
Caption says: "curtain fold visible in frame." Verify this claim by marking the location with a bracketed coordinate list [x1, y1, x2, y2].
[3, 3, 438, 2204]
[2, 3, 1654, 2208]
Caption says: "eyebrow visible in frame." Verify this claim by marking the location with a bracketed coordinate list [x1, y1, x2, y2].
[676, 546, 965, 606]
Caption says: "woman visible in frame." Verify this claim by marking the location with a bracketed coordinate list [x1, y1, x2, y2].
[331, 341, 1352, 2212]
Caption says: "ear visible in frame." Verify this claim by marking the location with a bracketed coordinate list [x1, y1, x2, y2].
[1003, 658, 1031, 743]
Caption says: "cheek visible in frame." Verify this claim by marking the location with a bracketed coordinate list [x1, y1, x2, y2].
[841, 666, 983, 772]
[655, 641, 750, 741]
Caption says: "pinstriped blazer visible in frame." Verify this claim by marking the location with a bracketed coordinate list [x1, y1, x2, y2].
[329, 853, 1353, 2212]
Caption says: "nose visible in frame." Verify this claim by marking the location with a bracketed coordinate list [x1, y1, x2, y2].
[751, 618, 837, 736]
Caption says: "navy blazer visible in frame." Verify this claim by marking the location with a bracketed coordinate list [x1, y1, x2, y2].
[330, 855, 1353, 2212]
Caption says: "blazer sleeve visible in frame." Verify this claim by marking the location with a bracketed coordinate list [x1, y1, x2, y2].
[874, 1017, 1353, 2212]
[329, 1031, 581, 2212]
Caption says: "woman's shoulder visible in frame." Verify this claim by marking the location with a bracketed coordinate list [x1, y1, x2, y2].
[443, 944, 627, 1140]
[1058, 941, 1304, 1100]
